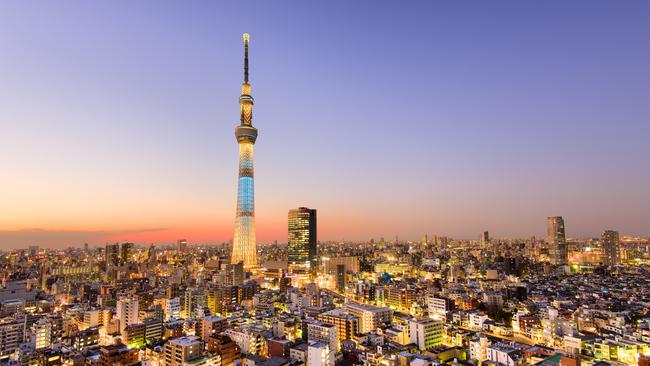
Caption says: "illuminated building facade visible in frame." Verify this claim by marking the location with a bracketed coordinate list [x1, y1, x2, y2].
[163, 336, 203, 366]
[198, 316, 227, 341]
[324, 256, 359, 274]
[226, 261, 244, 286]
[0, 320, 24, 359]
[116, 297, 139, 332]
[32, 317, 52, 349]
[98, 343, 138, 366]
[207, 335, 241, 366]
[178, 239, 188, 253]
[344, 303, 392, 333]
[288, 207, 318, 273]
[409, 318, 444, 350]
[336, 264, 345, 293]
[547, 216, 568, 266]
[308, 343, 335, 366]
[120, 242, 133, 265]
[317, 308, 359, 343]
[602, 230, 620, 266]
[386, 286, 419, 311]
[231, 33, 258, 269]
[306, 321, 339, 352]
[105, 243, 119, 270]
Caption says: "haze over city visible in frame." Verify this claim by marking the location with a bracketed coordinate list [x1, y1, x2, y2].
[1, 1, 649, 248]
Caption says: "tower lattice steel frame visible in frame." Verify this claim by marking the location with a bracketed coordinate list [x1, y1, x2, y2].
[232, 33, 258, 268]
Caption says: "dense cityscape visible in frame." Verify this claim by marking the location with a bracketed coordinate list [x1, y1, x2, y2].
[1, 217, 650, 366]
[1, 29, 649, 366]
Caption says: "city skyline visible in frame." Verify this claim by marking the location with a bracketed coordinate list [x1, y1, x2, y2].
[2, 3, 649, 366]
[1, 1, 649, 248]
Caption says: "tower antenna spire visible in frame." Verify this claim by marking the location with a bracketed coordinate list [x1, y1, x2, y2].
[233, 33, 258, 269]
[243, 33, 250, 83]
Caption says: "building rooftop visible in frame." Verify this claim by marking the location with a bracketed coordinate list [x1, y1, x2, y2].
[169, 336, 202, 347]
[346, 303, 390, 313]
[308, 342, 329, 350]
[292, 343, 309, 351]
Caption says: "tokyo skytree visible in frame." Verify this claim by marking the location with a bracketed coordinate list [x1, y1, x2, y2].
[231, 33, 258, 268]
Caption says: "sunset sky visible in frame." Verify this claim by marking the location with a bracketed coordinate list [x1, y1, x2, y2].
[1, 1, 649, 248]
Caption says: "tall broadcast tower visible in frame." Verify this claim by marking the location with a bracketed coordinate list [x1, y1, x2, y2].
[231, 33, 258, 268]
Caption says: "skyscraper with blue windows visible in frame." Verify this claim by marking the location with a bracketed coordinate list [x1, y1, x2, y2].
[231, 33, 258, 268]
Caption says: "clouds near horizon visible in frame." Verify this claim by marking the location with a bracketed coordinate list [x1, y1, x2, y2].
[0, 228, 166, 249]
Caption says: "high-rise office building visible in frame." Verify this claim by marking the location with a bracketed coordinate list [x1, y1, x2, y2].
[181, 288, 198, 319]
[288, 207, 317, 273]
[336, 264, 345, 293]
[602, 230, 620, 266]
[231, 33, 258, 269]
[421, 234, 428, 246]
[148, 244, 156, 261]
[480, 231, 490, 245]
[226, 261, 244, 286]
[120, 242, 133, 265]
[105, 243, 120, 270]
[178, 239, 188, 253]
[28, 245, 39, 257]
[547, 216, 567, 266]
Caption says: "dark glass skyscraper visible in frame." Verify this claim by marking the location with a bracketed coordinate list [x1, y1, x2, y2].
[120, 242, 133, 265]
[288, 207, 317, 273]
[336, 264, 345, 292]
[547, 216, 567, 266]
[105, 243, 119, 270]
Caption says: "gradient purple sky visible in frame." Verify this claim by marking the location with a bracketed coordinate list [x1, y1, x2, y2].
[1, 1, 649, 248]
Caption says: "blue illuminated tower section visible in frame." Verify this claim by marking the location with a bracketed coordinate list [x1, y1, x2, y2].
[232, 33, 258, 268]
